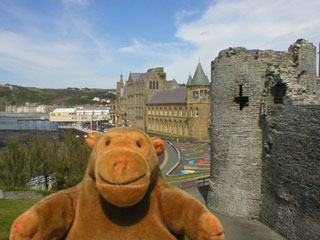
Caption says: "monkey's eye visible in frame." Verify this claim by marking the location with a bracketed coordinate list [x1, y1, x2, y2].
[136, 141, 141, 148]
[106, 140, 111, 146]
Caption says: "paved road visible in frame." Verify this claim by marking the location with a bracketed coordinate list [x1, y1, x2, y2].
[172, 141, 210, 175]
[159, 140, 179, 178]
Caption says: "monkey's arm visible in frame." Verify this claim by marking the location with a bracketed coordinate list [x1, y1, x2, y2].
[160, 183, 225, 240]
[10, 185, 80, 240]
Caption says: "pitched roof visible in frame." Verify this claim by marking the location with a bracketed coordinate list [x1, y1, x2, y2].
[147, 87, 187, 105]
[130, 72, 150, 82]
[190, 63, 210, 86]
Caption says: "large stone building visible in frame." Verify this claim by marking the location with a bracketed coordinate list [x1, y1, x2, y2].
[207, 39, 319, 239]
[114, 67, 179, 130]
[146, 63, 211, 139]
[113, 64, 211, 140]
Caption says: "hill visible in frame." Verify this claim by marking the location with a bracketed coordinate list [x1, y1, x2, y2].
[0, 85, 116, 111]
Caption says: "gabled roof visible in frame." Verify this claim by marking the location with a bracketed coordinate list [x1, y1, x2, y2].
[129, 72, 151, 82]
[147, 87, 187, 105]
[190, 63, 210, 86]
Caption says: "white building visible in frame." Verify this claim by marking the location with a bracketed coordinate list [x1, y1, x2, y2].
[49, 107, 110, 122]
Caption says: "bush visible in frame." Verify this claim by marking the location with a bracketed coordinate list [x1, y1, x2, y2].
[0, 133, 91, 190]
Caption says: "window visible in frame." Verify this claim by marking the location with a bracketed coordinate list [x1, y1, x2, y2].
[195, 107, 199, 117]
[153, 81, 155, 89]
[233, 85, 249, 110]
[190, 108, 193, 117]
[200, 90, 207, 100]
[193, 91, 198, 99]
[156, 81, 159, 89]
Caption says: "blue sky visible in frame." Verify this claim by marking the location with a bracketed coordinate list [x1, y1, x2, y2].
[0, 0, 319, 89]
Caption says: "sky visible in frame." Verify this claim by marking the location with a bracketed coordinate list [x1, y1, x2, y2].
[0, 0, 319, 89]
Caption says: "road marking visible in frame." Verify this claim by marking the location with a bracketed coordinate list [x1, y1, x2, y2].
[159, 149, 168, 169]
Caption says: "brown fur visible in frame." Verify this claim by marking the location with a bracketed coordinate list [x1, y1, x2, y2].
[10, 127, 225, 240]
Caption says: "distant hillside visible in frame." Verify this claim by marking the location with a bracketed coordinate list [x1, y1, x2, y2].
[0, 85, 116, 111]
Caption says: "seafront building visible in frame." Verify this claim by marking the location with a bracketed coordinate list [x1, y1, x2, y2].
[49, 107, 110, 123]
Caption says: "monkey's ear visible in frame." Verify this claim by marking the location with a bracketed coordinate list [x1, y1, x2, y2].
[85, 132, 103, 149]
[151, 138, 165, 156]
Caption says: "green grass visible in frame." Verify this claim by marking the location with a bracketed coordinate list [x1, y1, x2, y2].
[148, 131, 195, 142]
[164, 172, 209, 182]
[0, 186, 56, 196]
[0, 199, 39, 240]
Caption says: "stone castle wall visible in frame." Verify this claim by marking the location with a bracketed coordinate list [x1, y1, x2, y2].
[208, 39, 319, 219]
[208, 47, 269, 218]
[260, 105, 320, 240]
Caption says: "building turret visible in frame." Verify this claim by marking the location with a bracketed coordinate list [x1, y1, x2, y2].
[187, 62, 211, 139]
[190, 63, 210, 86]
[187, 74, 193, 85]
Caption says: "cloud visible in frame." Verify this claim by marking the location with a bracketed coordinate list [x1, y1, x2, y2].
[1, 0, 319, 89]
[0, 2, 117, 88]
[0, 30, 111, 88]
[119, 39, 145, 53]
[174, 10, 198, 26]
[163, 0, 320, 83]
[62, 0, 89, 7]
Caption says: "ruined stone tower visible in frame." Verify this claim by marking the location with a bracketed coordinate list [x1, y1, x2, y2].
[207, 39, 319, 218]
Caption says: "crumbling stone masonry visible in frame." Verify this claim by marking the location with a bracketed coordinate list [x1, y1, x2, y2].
[260, 105, 320, 240]
[208, 39, 319, 223]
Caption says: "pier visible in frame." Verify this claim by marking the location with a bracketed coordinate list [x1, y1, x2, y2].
[17, 117, 57, 131]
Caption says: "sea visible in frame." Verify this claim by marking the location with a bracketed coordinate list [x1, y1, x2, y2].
[0, 113, 58, 131]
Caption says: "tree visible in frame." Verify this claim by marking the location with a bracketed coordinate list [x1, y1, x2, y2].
[28, 138, 59, 189]
[0, 133, 90, 189]
[55, 134, 90, 189]
[0, 139, 28, 186]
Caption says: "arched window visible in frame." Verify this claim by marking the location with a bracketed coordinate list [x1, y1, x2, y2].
[195, 107, 199, 117]
[190, 107, 193, 117]
[156, 81, 159, 89]
[153, 81, 155, 89]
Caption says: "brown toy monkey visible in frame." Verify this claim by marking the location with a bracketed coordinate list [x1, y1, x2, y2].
[10, 127, 225, 240]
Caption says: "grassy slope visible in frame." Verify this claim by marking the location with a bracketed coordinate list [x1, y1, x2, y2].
[0, 199, 39, 240]
[0, 85, 115, 108]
